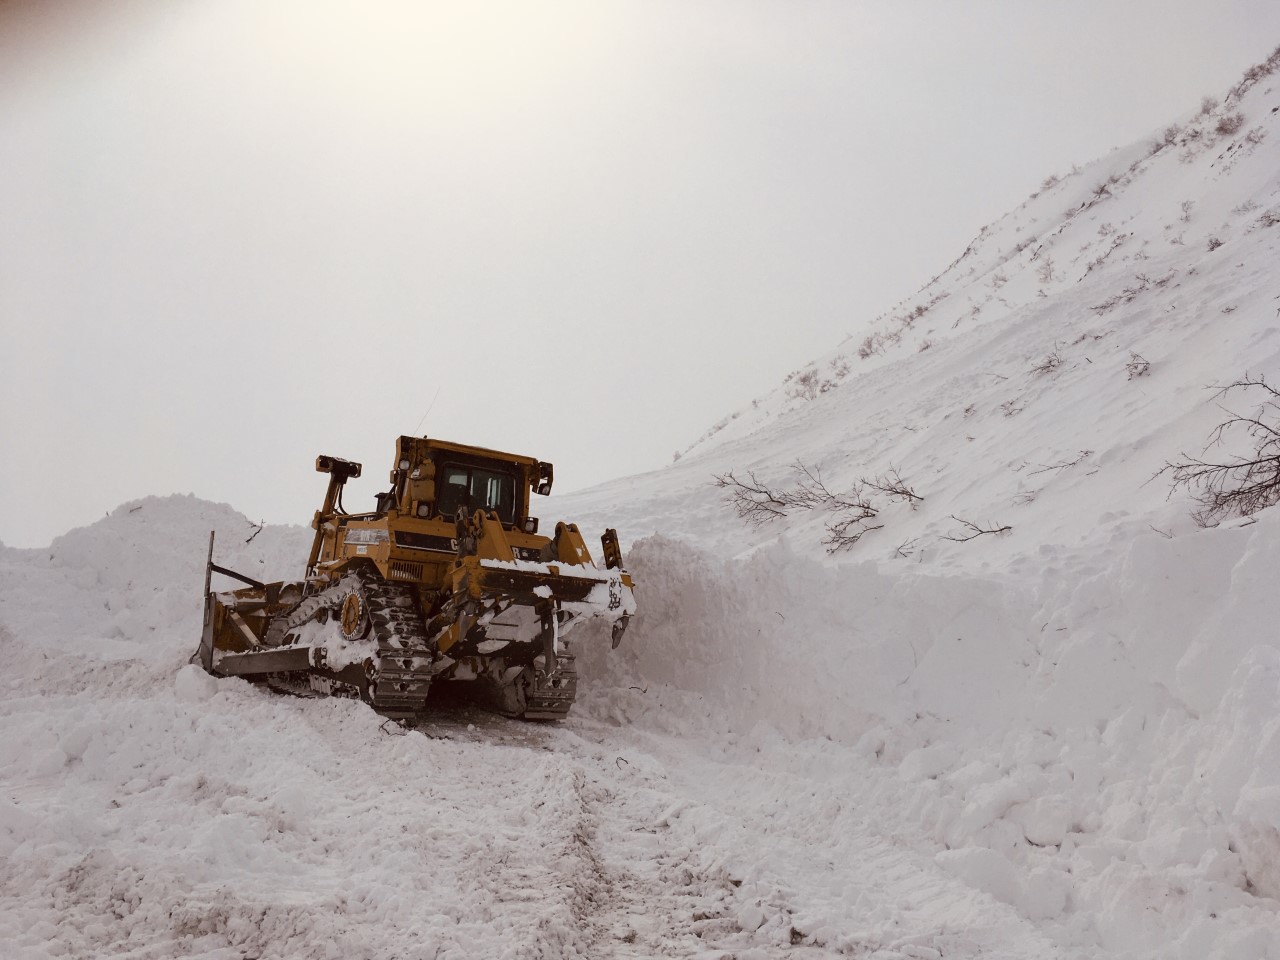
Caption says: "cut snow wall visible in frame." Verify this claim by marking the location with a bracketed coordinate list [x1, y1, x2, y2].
[575, 513, 1280, 890]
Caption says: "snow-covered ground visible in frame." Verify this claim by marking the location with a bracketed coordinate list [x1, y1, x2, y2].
[4, 50, 1280, 960]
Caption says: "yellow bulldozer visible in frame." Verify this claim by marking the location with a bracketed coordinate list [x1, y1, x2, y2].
[194, 435, 635, 721]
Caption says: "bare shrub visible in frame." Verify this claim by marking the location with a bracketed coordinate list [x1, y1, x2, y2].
[1207, 236, 1224, 252]
[1028, 450, 1093, 475]
[1083, 233, 1128, 276]
[1162, 375, 1280, 525]
[1180, 199, 1195, 223]
[1227, 47, 1280, 102]
[1030, 350, 1063, 376]
[917, 338, 934, 353]
[823, 503, 883, 552]
[1126, 353, 1151, 379]
[1199, 95, 1220, 116]
[1092, 272, 1178, 315]
[942, 516, 1012, 542]
[787, 368, 833, 402]
[713, 470, 791, 525]
[829, 355, 851, 379]
[1177, 129, 1206, 163]
[1216, 112, 1245, 136]
[894, 538, 920, 559]
[794, 369, 820, 400]
[857, 334, 884, 360]
[714, 462, 922, 553]
[1037, 257, 1056, 284]
[860, 468, 924, 508]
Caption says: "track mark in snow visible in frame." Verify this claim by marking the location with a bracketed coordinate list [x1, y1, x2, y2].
[564, 721, 1072, 960]
[563, 749, 746, 957]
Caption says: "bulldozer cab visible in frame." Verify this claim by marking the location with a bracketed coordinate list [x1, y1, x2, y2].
[385, 436, 552, 529]
[435, 461, 517, 523]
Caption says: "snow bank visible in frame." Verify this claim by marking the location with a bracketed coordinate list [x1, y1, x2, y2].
[572, 507, 1280, 956]
[573, 534, 1030, 745]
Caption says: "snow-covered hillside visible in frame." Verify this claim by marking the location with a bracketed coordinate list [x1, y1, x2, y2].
[4, 48, 1280, 960]
[563, 48, 1280, 566]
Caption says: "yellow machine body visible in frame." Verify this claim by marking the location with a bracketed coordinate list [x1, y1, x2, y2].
[196, 436, 635, 721]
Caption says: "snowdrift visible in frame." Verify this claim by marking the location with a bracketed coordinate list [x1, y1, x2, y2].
[573, 511, 1280, 937]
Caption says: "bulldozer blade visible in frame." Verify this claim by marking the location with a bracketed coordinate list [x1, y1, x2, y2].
[215, 645, 321, 677]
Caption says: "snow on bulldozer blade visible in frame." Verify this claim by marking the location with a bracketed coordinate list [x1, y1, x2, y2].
[195, 434, 636, 723]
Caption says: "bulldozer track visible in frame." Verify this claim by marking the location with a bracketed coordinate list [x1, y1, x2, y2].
[361, 570, 435, 717]
[276, 566, 436, 718]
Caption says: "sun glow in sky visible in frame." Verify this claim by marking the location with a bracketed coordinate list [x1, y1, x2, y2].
[3, 0, 1279, 546]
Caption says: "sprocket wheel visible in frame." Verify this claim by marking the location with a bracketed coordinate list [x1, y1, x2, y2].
[339, 591, 366, 639]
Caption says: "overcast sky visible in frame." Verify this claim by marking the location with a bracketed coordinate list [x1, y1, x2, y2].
[3, 1, 1278, 547]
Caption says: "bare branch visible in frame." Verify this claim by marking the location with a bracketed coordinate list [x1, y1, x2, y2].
[860, 467, 925, 508]
[712, 470, 790, 524]
[823, 517, 884, 553]
[788, 461, 858, 511]
[1162, 375, 1280, 525]
[1027, 450, 1093, 476]
[1210, 373, 1280, 403]
[942, 516, 1013, 542]
[1126, 353, 1151, 379]
[1030, 350, 1063, 376]
[894, 538, 920, 559]
[715, 460, 922, 553]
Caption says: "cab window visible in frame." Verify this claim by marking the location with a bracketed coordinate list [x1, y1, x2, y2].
[435, 463, 517, 524]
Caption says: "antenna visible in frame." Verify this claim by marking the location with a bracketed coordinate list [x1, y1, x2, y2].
[412, 385, 442, 437]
